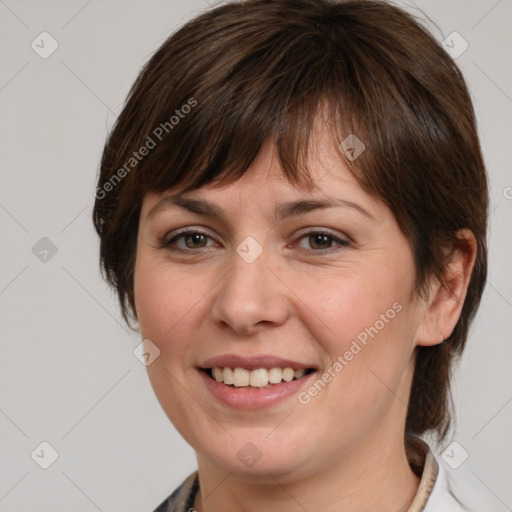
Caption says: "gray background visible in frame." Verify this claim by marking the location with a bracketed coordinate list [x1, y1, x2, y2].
[0, 0, 511, 510]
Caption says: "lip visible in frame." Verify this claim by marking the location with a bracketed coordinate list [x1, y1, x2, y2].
[199, 369, 317, 409]
[199, 354, 316, 371]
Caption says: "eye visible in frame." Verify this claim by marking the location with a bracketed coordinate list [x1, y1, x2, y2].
[294, 230, 350, 252]
[162, 228, 218, 250]
[160, 228, 349, 253]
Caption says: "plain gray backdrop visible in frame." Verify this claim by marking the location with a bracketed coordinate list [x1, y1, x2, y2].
[0, 0, 511, 511]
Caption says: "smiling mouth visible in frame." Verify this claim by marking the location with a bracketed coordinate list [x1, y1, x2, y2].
[203, 367, 316, 389]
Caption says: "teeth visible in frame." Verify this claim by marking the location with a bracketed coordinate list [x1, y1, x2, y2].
[210, 367, 311, 388]
[222, 367, 234, 385]
[249, 368, 268, 387]
[233, 368, 250, 387]
[282, 368, 295, 382]
[294, 369, 306, 379]
[268, 367, 283, 384]
[213, 367, 223, 382]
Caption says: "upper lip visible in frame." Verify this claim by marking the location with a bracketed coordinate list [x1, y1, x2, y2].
[199, 354, 317, 371]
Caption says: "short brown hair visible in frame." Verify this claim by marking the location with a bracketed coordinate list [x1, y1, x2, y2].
[93, 0, 488, 443]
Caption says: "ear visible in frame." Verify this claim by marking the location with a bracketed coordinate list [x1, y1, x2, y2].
[416, 229, 477, 347]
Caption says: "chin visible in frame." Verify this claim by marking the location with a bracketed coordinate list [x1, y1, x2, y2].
[194, 428, 316, 480]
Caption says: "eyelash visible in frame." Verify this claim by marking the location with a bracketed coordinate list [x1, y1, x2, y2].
[160, 227, 350, 254]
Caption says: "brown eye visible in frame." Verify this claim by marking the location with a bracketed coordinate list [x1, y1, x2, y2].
[183, 233, 208, 248]
[163, 229, 217, 250]
[308, 233, 334, 250]
[295, 231, 350, 252]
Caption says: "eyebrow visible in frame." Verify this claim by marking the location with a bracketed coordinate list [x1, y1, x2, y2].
[146, 194, 375, 222]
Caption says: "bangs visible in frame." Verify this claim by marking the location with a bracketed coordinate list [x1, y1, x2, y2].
[129, 8, 377, 197]
[107, 0, 441, 214]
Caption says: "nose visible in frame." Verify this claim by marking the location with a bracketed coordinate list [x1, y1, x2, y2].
[210, 250, 290, 336]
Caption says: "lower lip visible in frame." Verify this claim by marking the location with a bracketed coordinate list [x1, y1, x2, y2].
[199, 370, 317, 409]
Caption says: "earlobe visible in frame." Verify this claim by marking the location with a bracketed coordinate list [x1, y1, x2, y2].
[416, 229, 477, 347]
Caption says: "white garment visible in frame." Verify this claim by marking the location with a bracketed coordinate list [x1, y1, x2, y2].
[423, 461, 470, 512]
[407, 436, 472, 512]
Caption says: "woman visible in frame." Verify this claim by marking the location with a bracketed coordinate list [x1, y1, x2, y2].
[93, 0, 488, 510]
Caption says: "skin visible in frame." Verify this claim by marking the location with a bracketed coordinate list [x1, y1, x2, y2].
[133, 124, 476, 512]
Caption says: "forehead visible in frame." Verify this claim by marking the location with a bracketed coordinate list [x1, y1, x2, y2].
[140, 129, 379, 217]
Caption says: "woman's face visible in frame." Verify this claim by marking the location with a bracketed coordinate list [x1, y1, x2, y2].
[134, 128, 431, 481]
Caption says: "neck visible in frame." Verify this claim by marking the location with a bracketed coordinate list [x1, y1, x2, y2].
[193, 434, 421, 512]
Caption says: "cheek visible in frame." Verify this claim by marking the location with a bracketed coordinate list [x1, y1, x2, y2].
[291, 266, 409, 353]
[290, 276, 415, 434]
[134, 257, 208, 353]
[289, 258, 418, 406]
[133, 256, 214, 439]
[134, 263, 169, 340]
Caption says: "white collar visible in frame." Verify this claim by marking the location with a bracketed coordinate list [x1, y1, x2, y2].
[406, 436, 469, 511]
